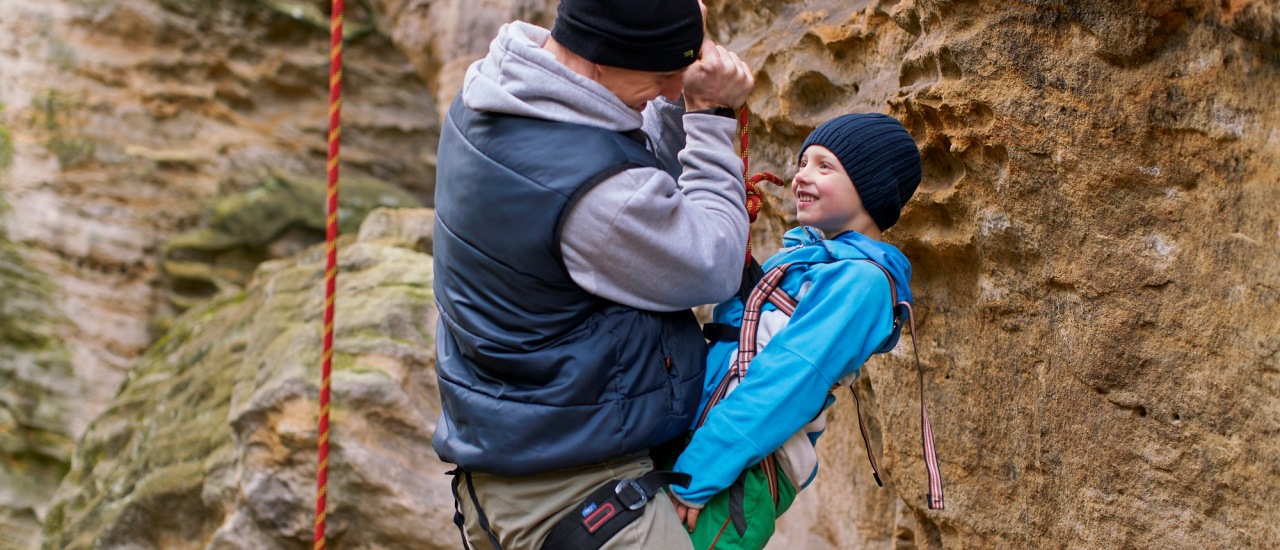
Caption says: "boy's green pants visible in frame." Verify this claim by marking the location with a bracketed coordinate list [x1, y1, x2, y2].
[688, 464, 797, 550]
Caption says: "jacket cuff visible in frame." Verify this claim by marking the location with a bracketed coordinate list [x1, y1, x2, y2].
[669, 488, 705, 509]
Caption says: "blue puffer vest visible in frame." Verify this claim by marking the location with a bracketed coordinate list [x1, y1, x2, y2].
[431, 98, 707, 476]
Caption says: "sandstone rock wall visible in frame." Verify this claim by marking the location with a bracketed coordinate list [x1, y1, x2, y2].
[40, 211, 444, 549]
[0, 0, 437, 432]
[0, 192, 76, 550]
[0, 0, 436, 544]
[7, 0, 1280, 548]
[375, 0, 1280, 546]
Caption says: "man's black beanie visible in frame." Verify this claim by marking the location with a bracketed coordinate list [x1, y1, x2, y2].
[551, 0, 704, 72]
[800, 114, 922, 232]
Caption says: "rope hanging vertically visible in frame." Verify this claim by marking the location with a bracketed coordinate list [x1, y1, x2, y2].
[315, 1, 344, 549]
[737, 106, 785, 265]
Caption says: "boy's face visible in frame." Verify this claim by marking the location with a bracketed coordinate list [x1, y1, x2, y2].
[792, 145, 872, 236]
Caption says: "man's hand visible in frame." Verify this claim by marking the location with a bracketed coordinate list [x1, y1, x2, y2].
[669, 492, 700, 532]
[683, 39, 754, 112]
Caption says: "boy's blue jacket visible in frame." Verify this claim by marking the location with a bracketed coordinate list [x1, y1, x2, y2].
[671, 226, 913, 505]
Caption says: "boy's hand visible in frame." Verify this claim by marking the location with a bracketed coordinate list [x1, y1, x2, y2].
[669, 493, 700, 532]
[683, 39, 754, 112]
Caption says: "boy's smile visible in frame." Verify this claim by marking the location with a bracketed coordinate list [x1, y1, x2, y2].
[792, 145, 875, 237]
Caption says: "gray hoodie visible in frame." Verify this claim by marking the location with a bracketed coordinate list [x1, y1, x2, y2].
[459, 22, 749, 311]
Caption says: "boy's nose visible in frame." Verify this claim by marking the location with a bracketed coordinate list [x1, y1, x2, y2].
[792, 167, 812, 189]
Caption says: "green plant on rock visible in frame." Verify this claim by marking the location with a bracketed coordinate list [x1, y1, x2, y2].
[0, 195, 76, 548]
[0, 102, 13, 171]
[30, 90, 94, 170]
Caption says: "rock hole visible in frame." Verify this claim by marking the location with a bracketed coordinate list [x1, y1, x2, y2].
[939, 48, 963, 80]
[919, 138, 964, 192]
[786, 71, 841, 120]
[899, 53, 938, 88]
[172, 277, 219, 299]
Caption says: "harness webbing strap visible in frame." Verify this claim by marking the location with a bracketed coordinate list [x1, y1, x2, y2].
[541, 470, 691, 550]
[903, 301, 945, 510]
[850, 389, 883, 487]
[858, 261, 945, 510]
[703, 323, 742, 342]
[733, 263, 795, 378]
[699, 263, 794, 505]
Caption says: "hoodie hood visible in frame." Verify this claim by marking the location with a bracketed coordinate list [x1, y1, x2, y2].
[771, 226, 913, 307]
[459, 22, 643, 132]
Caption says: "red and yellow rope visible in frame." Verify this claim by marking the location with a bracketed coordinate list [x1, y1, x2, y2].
[315, 1, 344, 549]
[737, 106, 786, 264]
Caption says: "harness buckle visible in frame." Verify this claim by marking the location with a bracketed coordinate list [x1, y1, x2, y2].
[614, 479, 648, 511]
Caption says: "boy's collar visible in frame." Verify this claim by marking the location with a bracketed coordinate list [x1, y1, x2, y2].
[803, 227, 866, 242]
[802, 226, 823, 242]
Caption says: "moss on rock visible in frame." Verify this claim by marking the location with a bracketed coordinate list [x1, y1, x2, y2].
[162, 171, 420, 310]
[0, 188, 76, 550]
[43, 209, 443, 548]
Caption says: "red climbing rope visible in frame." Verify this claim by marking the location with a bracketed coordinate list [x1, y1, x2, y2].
[315, 1, 344, 549]
[737, 106, 786, 264]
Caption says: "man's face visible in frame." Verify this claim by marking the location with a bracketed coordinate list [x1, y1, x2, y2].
[595, 0, 704, 112]
[596, 66, 687, 111]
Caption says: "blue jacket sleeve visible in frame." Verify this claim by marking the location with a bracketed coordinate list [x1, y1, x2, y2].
[671, 261, 896, 505]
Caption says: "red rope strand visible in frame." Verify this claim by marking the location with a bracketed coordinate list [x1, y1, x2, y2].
[738, 106, 785, 264]
[315, 1, 344, 548]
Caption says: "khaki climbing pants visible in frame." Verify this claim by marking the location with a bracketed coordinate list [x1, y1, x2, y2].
[454, 453, 694, 550]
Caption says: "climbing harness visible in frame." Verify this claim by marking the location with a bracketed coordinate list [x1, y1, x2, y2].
[541, 470, 693, 549]
[697, 259, 946, 541]
[314, 1, 344, 549]
[445, 468, 692, 550]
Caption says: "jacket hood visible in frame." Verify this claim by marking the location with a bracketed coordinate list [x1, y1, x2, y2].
[459, 22, 643, 132]
[772, 226, 914, 306]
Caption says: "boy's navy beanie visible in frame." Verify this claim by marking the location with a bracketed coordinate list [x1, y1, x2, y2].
[800, 114, 922, 232]
[551, 0, 703, 72]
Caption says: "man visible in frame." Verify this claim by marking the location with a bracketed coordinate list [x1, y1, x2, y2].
[431, 0, 753, 547]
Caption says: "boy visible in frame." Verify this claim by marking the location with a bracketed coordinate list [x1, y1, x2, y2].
[668, 113, 940, 549]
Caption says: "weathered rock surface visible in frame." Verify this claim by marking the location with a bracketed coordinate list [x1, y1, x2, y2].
[161, 171, 421, 311]
[734, 1, 1280, 548]
[40, 208, 445, 549]
[6, 0, 1280, 548]
[0, 192, 76, 550]
[0, 0, 437, 429]
[377, 0, 1280, 547]
[0, 0, 436, 543]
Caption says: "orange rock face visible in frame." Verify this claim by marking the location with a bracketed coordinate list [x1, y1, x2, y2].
[8, 0, 1278, 548]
